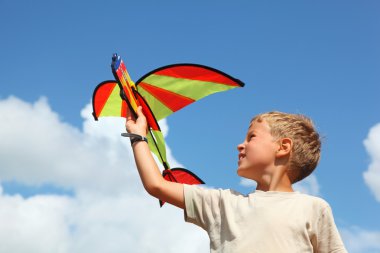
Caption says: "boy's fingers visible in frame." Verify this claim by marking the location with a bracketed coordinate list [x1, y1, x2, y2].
[126, 117, 133, 124]
[136, 106, 144, 117]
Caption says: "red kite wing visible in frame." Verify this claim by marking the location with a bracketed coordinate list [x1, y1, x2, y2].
[160, 168, 205, 206]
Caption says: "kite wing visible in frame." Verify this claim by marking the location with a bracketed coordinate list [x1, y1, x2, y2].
[93, 63, 244, 122]
[135, 64, 244, 121]
[92, 80, 132, 120]
[160, 168, 205, 206]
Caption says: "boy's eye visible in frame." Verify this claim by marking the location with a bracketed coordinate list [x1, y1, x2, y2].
[248, 134, 256, 140]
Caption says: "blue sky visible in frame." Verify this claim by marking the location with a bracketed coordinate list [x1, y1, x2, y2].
[0, 1, 379, 252]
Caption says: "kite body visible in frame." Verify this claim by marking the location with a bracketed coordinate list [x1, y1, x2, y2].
[92, 54, 244, 206]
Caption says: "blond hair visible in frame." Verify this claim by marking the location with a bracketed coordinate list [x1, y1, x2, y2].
[252, 112, 321, 183]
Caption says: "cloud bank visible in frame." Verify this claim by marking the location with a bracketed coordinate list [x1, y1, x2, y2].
[363, 123, 380, 202]
[293, 175, 320, 196]
[340, 226, 380, 253]
[0, 96, 207, 253]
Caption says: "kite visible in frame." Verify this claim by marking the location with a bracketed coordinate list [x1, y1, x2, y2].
[92, 54, 244, 206]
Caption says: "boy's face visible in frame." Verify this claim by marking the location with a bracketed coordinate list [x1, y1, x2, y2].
[237, 120, 279, 180]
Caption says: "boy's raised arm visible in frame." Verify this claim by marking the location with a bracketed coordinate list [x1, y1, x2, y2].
[126, 106, 185, 209]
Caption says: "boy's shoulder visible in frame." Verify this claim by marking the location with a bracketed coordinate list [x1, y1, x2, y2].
[298, 192, 330, 205]
[294, 191, 332, 213]
[248, 189, 331, 212]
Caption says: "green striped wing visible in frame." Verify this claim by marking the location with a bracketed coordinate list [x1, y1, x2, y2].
[135, 64, 244, 121]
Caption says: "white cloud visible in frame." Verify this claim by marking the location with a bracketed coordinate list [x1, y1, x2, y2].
[0, 192, 72, 253]
[0, 96, 208, 253]
[293, 174, 320, 196]
[330, 122, 380, 253]
[0, 96, 183, 194]
[363, 123, 380, 202]
[340, 226, 380, 253]
[239, 178, 257, 188]
[0, 96, 125, 193]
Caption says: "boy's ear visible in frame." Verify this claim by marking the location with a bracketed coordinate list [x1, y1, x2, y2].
[276, 138, 292, 158]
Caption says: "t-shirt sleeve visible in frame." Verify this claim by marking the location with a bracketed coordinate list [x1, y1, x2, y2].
[183, 184, 222, 231]
[316, 204, 347, 253]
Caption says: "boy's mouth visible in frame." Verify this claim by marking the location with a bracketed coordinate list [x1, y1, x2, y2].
[238, 153, 245, 161]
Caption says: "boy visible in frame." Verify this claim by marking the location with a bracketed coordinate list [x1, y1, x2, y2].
[126, 106, 347, 252]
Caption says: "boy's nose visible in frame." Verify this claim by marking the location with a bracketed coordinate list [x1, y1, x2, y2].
[237, 142, 244, 151]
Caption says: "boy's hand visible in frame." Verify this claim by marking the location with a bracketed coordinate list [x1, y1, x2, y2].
[125, 106, 148, 136]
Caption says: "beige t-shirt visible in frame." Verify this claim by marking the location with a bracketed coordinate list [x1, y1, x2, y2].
[184, 184, 347, 253]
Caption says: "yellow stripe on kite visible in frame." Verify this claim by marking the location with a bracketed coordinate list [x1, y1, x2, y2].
[138, 86, 174, 121]
[99, 85, 123, 117]
[140, 74, 236, 101]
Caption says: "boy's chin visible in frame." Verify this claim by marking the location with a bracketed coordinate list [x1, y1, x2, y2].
[236, 166, 244, 176]
[237, 167, 249, 178]
[237, 166, 259, 181]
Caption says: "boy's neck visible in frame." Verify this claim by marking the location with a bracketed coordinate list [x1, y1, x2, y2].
[256, 183, 294, 192]
[255, 168, 294, 192]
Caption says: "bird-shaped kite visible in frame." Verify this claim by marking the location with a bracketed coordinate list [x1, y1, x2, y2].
[92, 54, 244, 206]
